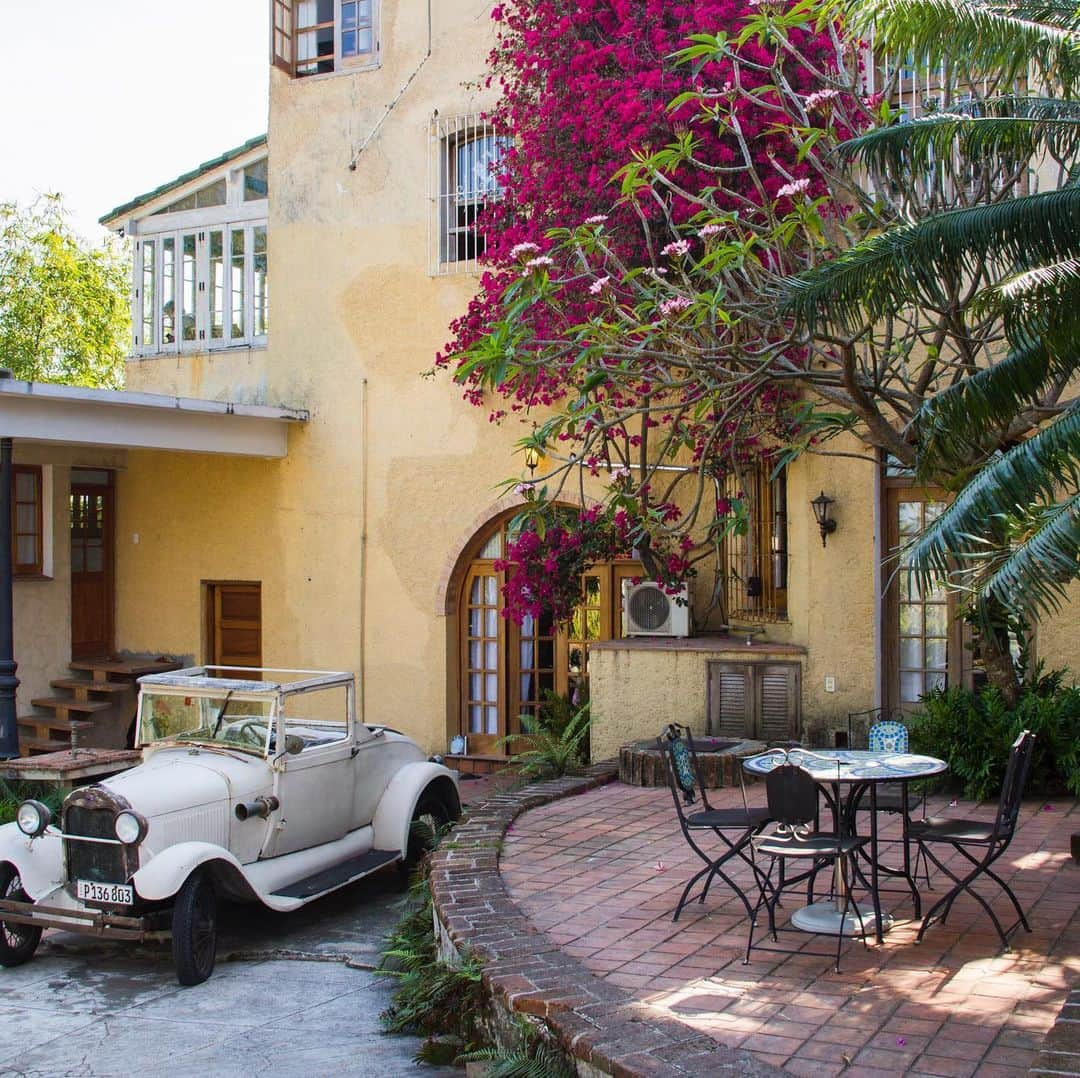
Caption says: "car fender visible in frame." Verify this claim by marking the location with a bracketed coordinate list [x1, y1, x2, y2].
[371, 762, 460, 857]
[132, 841, 252, 903]
[0, 823, 65, 900]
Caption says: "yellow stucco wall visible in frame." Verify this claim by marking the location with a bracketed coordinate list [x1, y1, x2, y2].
[101, 0, 1079, 764]
[13, 446, 126, 713]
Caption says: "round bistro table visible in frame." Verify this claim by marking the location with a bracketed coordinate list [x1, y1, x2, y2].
[742, 748, 948, 941]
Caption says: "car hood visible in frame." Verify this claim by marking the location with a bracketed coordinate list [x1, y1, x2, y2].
[102, 747, 267, 817]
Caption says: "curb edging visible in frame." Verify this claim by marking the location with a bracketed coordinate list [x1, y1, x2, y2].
[429, 762, 786, 1077]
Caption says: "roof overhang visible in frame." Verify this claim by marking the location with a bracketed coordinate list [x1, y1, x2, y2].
[0, 379, 307, 458]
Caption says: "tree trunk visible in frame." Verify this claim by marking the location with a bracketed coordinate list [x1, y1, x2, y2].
[973, 596, 1022, 707]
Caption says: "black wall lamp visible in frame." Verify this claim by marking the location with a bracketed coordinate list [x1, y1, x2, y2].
[811, 491, 837, 547]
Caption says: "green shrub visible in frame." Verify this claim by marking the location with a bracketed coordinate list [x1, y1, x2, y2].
[908, 668, 1080, 801]
[499, 699, 591, 780]
[0, 780, 68, 826]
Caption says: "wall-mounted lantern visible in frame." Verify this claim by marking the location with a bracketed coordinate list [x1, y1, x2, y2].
[523, 444, 541, 474]
[811, 491, 837, 547]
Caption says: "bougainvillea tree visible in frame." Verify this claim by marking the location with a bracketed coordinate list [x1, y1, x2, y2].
[439, 0, 1070, 695]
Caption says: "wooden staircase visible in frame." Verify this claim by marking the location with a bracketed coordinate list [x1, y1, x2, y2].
[18, 656, 183, 756]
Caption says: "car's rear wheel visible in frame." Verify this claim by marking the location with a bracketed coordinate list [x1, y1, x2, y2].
[0, 862, 42, 968]
[172, 871, 217, 986]
[403, 787, 456, 872]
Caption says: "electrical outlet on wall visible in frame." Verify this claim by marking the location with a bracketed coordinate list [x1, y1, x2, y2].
[824, 676, 836, 693]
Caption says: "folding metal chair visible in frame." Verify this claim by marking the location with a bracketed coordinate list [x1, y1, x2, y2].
[913, 729, 1036, 950]
[744, 750, 871, 973]
[657, 724, 771, 922]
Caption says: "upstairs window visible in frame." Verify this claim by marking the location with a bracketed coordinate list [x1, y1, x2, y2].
[273, 0, 379, 77]
[131, 160, 268, 356]
[432, 115, 509, 274]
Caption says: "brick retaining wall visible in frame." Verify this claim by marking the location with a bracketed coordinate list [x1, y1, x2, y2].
[428, 762, 785, 1077]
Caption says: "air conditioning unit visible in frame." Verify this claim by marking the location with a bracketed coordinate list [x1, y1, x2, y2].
[623, 581, 692, 637]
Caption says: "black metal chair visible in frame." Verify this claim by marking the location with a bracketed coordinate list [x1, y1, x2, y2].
[657, 724, 771, 922]
[913, 729, 1036, 950]
[744, 752, 871, 972]
[847, 708, 931, 891]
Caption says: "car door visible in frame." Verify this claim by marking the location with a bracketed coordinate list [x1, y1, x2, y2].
[261, 686, 356, 858]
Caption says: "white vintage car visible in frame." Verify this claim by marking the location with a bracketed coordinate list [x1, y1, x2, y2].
[0, 668, 460, 985]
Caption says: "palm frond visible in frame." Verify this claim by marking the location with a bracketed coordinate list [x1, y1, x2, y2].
[780, 186, 1080, 331]
[915, 333, 1077, 470]
[849, 0, 1080, 91]
[975, 493, 1080, 615]
[907, 407, 1080, 591]
[838, 102, 1080, 176]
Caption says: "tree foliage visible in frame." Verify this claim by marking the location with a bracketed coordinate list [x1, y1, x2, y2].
[441, 0, 1080, 698]
[0, 196, 130, 387]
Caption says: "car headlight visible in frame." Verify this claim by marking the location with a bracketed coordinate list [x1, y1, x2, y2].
[16, 800, 51, 838]
[113, 811, 148, 845]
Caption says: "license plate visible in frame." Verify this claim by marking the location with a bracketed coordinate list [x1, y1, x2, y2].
[76, 880, 133, 905]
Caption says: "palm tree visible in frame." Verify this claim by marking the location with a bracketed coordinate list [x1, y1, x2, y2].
[781, 0, 1080, 700]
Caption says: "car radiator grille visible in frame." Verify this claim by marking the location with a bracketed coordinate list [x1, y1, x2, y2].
[63, 790, 139, 891]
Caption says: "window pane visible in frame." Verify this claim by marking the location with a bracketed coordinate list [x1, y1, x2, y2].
[468, 704, 482, 734]
[899, 637, 922, 669]
[484, 576, 497, 605]
[209, 230, 224, 340]
[141, 240, 155, 349]
[14, 471, 36, 501]
[342, 29, 357, 54]
[898, 501, 921, 536]
[182, 234, 197, 341]
[16, 505, 36, 532]
[253, 227, 269, 336]
[195, 180, 226, 208]
[86, 544, 104, 573]
[477, 531, 501, 559]
[71, 546, 85, 573]
[243, 160, 268, 201]
[898, 604, 922, 636]
[162, 237, 177, 345]
[484, 640, 497, 669]
[900, 671, 923, 703]
[485, 608, 498, 637]
[925, 604, 947, 635]
[485, 706, 497, 734]
[16, 536, 36, 565]
[469, 640, 482, 668]
[925, 637, 948, 669]
[230, 230, 245, 339]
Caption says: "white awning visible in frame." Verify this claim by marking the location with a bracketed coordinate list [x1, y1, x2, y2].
[0, 378, 307, 458]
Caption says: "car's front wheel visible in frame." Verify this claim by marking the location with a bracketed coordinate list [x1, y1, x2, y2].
[172, 871, 218, 986]
[403, 787, 456, 872]
[0, 862, 42, 968]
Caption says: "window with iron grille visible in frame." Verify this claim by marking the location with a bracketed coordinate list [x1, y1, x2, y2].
[272, 0, 378, 78]
[722, 466, 788, 622]
[431, 115, 509, 274]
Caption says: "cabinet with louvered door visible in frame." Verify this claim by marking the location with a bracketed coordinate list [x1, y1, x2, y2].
[707, 660, 800, 742]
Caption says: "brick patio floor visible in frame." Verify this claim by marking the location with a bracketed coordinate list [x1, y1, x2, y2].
[500, 783, 1079, 1076]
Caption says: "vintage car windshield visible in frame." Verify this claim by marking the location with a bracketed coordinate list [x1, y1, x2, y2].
[139, 691, 275, 754]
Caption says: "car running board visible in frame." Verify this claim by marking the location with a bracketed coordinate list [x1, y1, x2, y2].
[269, 849, 401, 900]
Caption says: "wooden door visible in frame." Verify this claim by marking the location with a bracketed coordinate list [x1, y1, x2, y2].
[207, 582, 262, 670]
[70, 476, 114, 660]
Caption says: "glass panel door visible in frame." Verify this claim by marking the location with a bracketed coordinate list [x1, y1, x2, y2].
[885, 487, 957, 712]
[462, 567, 502, 753]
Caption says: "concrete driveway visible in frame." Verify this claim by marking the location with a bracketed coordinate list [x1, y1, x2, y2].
[0, 869, 455, 1077]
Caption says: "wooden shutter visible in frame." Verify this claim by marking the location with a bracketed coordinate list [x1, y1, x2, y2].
[707, 662, 752, 738]
[271, 0, 294, 75]
[758, 663, 800, 742]
[209, 583, 262, 669]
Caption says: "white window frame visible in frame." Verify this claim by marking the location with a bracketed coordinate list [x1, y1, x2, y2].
[129, 161, 268, 357]
[430, 114, 509, 276]
[292, 0, 379, 78]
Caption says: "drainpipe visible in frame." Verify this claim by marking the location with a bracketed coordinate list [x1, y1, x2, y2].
[0, 425, 20, 759]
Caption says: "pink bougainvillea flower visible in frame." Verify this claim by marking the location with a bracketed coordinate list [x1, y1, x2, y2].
[508, 241, 541, 258]
[584, 214, 609, 225]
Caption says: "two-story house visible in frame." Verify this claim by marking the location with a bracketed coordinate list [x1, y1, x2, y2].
[5, 0, 1077, 764]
